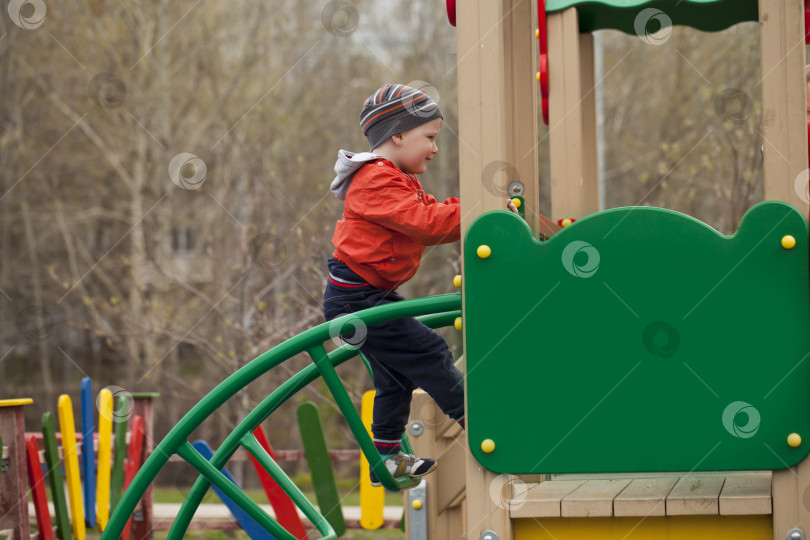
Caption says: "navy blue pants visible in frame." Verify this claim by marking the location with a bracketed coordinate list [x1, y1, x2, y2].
[322, 259, 465, 448]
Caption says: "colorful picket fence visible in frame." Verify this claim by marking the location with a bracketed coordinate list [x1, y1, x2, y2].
[0, 383, 399, 539]
[0, 378, 156, 540]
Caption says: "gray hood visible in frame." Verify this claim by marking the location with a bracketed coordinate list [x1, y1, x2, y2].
[330, 149, 383, 201]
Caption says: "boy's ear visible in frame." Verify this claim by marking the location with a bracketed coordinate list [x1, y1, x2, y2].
[392, 132, 404, 146]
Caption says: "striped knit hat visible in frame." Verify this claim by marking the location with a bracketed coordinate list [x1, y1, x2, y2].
[359, 84, 443, 150]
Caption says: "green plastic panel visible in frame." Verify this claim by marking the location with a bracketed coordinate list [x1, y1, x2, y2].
[545, 0, 758, 34]
[464, 202, 810, 474]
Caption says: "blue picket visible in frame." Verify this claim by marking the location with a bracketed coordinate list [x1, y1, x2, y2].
[80, 377, 96, 528]
[191, 440, 276, 540]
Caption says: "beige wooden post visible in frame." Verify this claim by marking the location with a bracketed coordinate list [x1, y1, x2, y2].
[759, 0, 808, 218]
[547, 8, 600, 220]
[404, 392, 466, 539]
[457, 0, 539, 538]
[0, 399, 33, 540]
[760, 1, 810, 538]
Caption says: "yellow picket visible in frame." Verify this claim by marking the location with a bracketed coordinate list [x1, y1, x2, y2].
[96, 389, 113, 531]
[57, 394, 86, 540]
[359, 390, 384, 529]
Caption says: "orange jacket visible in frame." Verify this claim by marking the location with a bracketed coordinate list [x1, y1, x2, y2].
[331, 159, 461, 290]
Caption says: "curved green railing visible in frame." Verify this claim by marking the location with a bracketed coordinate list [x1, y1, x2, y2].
[100, 294, 462, 540]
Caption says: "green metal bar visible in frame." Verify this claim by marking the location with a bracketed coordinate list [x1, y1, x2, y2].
[241, 432, 336, 539]
[166, 344, 362, 540]
[176, 441, 298, 540]
[168, 310, 458, 540]
[103, 296, 460, 540]
[308, 344, 418, 492]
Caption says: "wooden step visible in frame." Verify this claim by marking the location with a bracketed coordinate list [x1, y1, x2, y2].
[509, 472, 772, 518]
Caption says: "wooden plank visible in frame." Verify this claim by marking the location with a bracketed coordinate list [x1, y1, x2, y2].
[759, 0, 808, 218]
[297, 402, 345, 536]
[25, 435, 53, 540]
[718, 472, 771, 515]
[0, 403, 30, 540]
[249, 425, 307, 539]
[561, 479, 632, 517]
[504, 0, 540, 237]
[95, 389, 113, 532]
[56, 394, 85, 540]
[190, 441, 274, 540]
[80, 378, 96, 529]
[130, 393, 157, 540]
[665, 475, 725, 515]
[548, 7, 586, 220]
[41, 413, 70, 540]
[613, 477, 678, 517]
[120, 415, 144, 540]
[109, 397, 128, 514]
[509, 480, 586, 518]
[579, 31, 599, 215]
[797, 456, 810, 538]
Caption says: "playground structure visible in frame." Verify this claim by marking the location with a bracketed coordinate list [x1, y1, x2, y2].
[4, 0, 809, 539]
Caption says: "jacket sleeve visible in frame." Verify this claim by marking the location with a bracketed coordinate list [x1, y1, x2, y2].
[348, 169, 461, 245]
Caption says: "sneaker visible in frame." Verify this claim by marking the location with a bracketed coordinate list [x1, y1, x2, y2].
[369, 451, 437, 487]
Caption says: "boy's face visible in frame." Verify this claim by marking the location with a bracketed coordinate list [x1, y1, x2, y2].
[393, 118, 442, 175]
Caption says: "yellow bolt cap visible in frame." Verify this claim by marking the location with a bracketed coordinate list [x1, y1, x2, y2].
[782, 235, 796, 250]
[788, 433, 802, 448]
[536, 72, 541, 82]
[412, 499, 423, 510]
[477, 245, 492, 259]
[481, 439, 496, 453]
[561, 218, 572, 227]
[453, 275, 462, 288]
[512, 197, 522, 208]
[454, 317, 462, 331]
[535, 29, 540, 38]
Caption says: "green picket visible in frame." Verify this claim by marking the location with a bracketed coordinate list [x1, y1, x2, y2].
[110, 396, 129, 512]
[297, 402, 346, 536]
[42, 412, 70, 540]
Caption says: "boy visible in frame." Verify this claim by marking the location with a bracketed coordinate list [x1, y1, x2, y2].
[324, 83, 516, 486]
